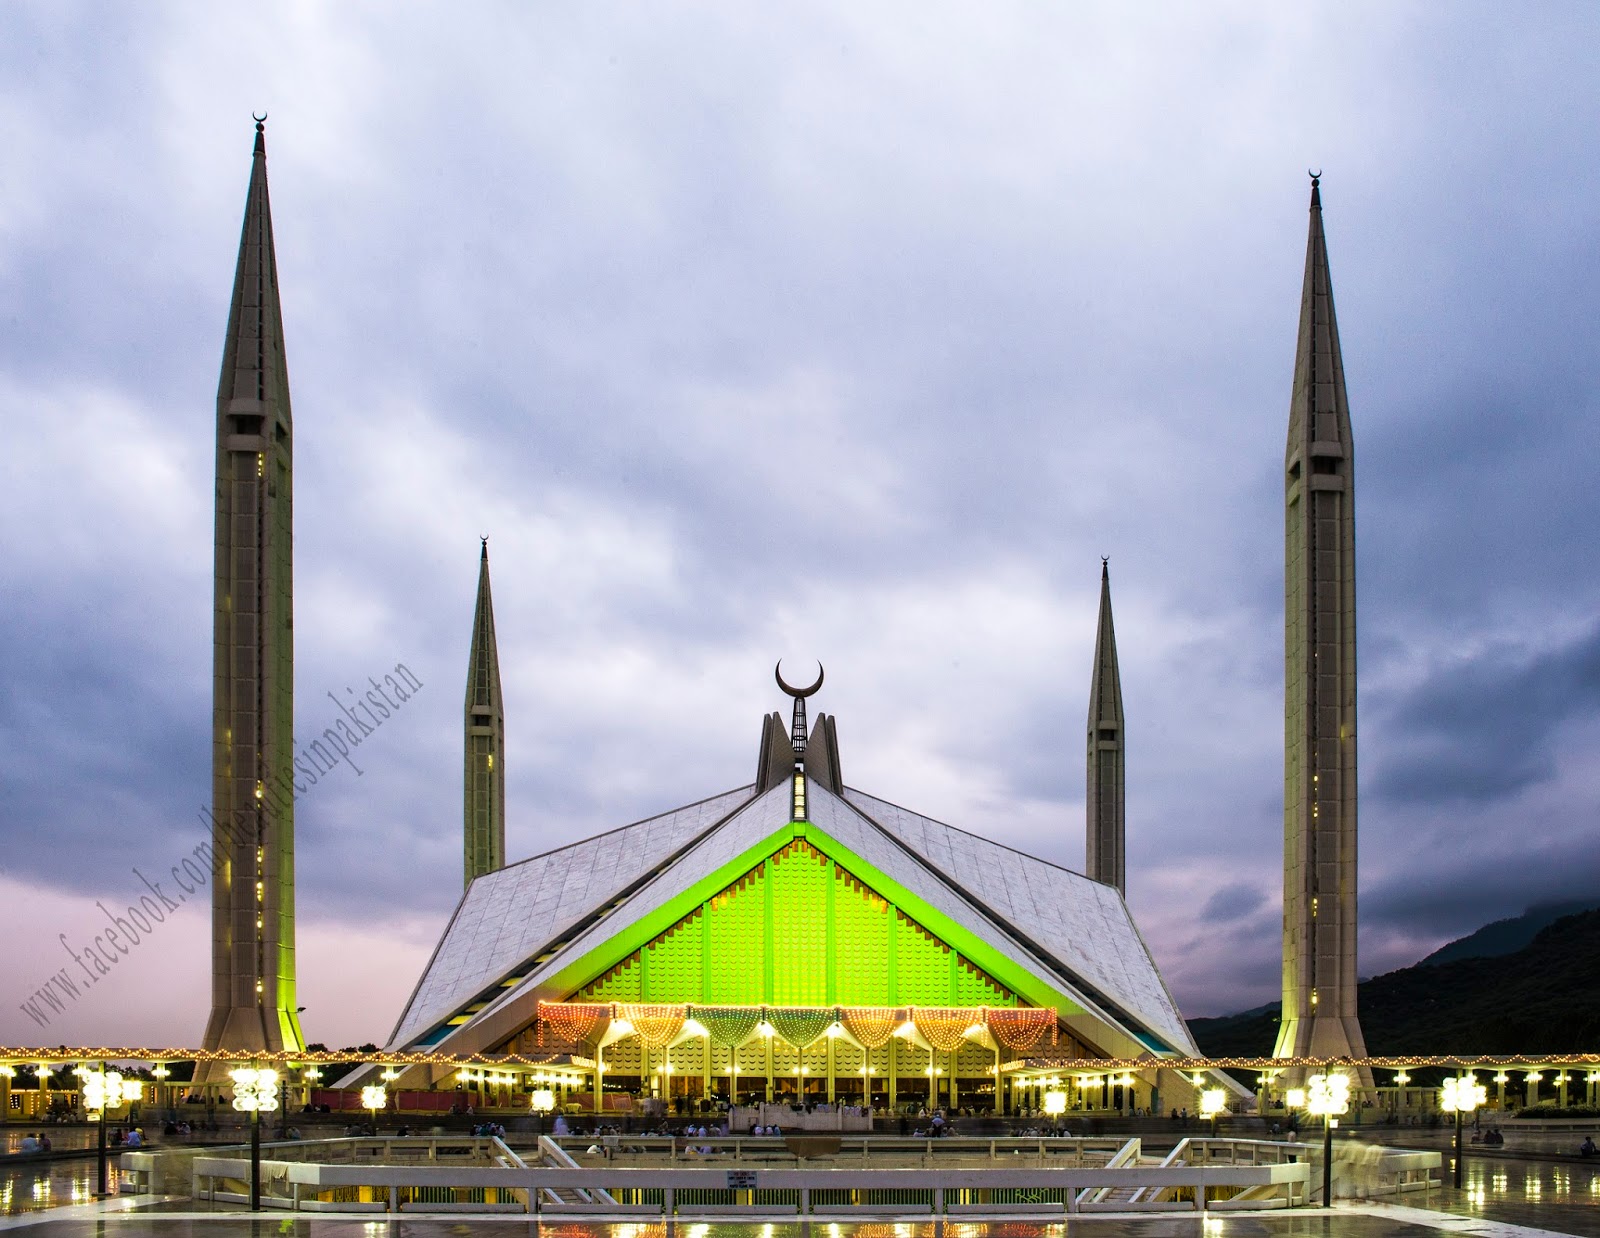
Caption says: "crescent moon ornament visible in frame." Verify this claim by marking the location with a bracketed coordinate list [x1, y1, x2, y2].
[253, 111, 268, 124]
[1308, 167, 1322, 181]
[775, 659, 824, 699]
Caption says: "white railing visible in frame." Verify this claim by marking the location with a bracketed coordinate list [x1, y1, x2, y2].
[184, 1147, 1309, 1216]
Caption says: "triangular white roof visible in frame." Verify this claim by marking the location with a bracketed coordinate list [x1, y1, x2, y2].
[390, 784, 757, 1047]
[842, 788, 1196, 1055]
[387, 779, 1197, 1059]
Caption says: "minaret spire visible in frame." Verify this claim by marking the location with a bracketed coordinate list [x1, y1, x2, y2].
[1275, 174, 1370, 1076]
[464, 538, 506, 886]
[202, 116, 305, 1059]
[1085, 558, 1126, 895]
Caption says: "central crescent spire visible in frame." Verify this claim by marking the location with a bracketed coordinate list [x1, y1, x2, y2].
[774, 660, 823, 821]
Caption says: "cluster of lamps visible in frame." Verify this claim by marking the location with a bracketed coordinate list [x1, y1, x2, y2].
[229, 1068, 280, 1113]
[80, 1067, 144, 1112]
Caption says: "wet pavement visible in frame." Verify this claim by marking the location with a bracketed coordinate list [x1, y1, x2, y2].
[0, 1214, 1569, 1237]
[4, 1133, 1598, 1234]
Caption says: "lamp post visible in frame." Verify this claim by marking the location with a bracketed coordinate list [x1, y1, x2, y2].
[230, 1068, 280, 1209]
[1440, 1073, 1487, 1190]
[1199, 1086, 1226, 1139]
[362, 1085, 388, 1137]
[531, 1088, 556, 1137]
[1306, 1072, 1350, 1208]
[230, 1066, 280, 1211]
[80, 1065, 143, 1197]
[81, 1065, 110, 1196]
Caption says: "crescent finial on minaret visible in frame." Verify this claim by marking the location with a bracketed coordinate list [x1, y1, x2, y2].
[774, 659, 824, 699]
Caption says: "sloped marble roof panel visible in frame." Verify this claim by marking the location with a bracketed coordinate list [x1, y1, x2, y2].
[465, 781, 797, 1032]
[842, 787, 1197, 1055]
[388, 784, 756, 1047]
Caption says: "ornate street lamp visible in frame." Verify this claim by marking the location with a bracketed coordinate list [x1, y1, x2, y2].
[531, 1088, 556, 1137]
[230, 1066, 280, 1211]
[1199, 1086, 1227, 1137]
[1440, 1073, 1487, 1190]
[361, 1084, 388, 1136]
[1305, 1072, 1350, 1208]
[81, 1065, 139, 1196]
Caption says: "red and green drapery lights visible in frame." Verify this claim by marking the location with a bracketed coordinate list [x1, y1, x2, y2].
[537, 1001, 1058, 1052]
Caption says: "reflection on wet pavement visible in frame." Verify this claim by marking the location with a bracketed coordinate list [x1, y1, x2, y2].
[5, 1136, 1599, 1234]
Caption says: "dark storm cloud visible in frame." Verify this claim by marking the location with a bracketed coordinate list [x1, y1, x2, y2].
[0, 605, 209, 885]
[1369, 619, 1600, 804]
[1362, 829, 1600, 940]
[1198, 883, 1268, 925]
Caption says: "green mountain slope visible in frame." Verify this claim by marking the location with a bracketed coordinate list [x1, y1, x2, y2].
[1190, 909, 1600, 1058]
[1419, 899, 1600, 967]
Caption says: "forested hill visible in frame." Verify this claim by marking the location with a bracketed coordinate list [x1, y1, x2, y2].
[1189, 908, 1600, 1058]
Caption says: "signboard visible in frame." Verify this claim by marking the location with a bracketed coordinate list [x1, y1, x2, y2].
[726, 1171, 758, 1190]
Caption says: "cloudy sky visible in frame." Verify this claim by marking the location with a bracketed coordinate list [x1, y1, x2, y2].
[3, 3, 1599, 1051]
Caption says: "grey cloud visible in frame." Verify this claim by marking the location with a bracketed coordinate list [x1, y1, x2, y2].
[1370, 619, 1600, 804]
[1362, 829, 1600, 940]
[1198, 883, 1268, 925]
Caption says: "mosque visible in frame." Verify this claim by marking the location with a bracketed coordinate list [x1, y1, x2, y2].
[199, 121, 1365, 1115]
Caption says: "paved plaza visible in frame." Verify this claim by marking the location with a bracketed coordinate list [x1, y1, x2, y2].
[4, 1154, 1600, 1238]
[0, 1209, 1595, 1238]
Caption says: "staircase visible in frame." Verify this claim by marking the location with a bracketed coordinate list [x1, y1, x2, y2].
[533, 1135, 619, 1207]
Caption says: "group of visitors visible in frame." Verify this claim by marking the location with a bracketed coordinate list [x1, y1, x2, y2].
[15, 1133, 53, 1154]
[1471, 1128, 1506, 1146]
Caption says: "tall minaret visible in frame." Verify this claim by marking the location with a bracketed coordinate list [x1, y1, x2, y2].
[464, 539, 506, 886]
[202, 117, 305, 1057]
[1085, 558, 1126, 896]
[1274, 175, 1369, 1071]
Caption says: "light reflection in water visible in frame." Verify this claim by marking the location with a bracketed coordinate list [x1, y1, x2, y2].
[2, 1159, 124, 1216]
